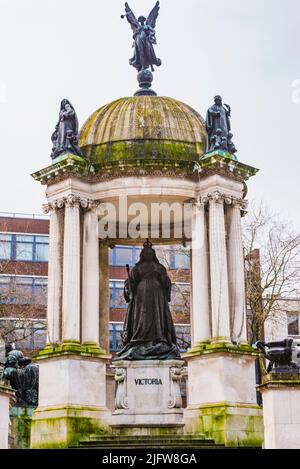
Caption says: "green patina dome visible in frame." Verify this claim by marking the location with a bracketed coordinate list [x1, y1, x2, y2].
[79, 96, 207, 163]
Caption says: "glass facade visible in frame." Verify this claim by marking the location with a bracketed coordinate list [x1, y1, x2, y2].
[109, 322, 191, 353]
[0, 318, 47, 351]
[110, 280, 127, 308]
[109, 246, 142, 266]
[170, 283, 190, 312]
[287, 313, 299, 336]
[0, 276, 48, 305]
[0, 233, 49, 262]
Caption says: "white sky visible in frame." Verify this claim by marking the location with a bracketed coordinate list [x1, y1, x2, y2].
[0, 0, 299, 230]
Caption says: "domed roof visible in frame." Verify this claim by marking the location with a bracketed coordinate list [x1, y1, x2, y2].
[79, 96, 207, 163]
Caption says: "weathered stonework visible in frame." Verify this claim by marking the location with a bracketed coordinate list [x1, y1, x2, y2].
[110, 360, 185, 435]
[258, 373, 300, 449]
[183, 345, 263, 447]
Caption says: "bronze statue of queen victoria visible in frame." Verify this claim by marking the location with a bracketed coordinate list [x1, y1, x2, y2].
[116, 240, 180, 361]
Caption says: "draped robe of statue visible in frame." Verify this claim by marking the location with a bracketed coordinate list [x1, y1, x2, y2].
[130, 24, 161, 71]
[51, 99, 83, 159]
[117, 245, 181, 360]
[206, 103, 230, 150]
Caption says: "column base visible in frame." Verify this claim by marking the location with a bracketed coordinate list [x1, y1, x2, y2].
[31, 349, 111, 448]
[183, 344, 263, 447]
[185, 341, 255, 357]
[31, 405, 111, 448]
[184, 403, 262, 447]
[0, 383, 15, 449]
[36, 342, 109, 359]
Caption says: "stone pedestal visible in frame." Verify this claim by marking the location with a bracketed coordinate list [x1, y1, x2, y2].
[184, 345, 263, 447]
[110, 360, 185, 435]
[258, 373, 300, 449]
[0, 381, 15, 449]
[31, 348, 111, 448]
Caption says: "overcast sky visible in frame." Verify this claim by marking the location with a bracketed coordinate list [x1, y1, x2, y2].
[0, 0, 299, 229]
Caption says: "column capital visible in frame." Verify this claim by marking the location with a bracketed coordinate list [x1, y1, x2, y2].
[226, 197, 248, 210]
[200, 191, 248, 209]
[42, 202, 59, 214]
[43, 195, 100, 212]
[186, 196, 208, 207]
[206, 190, 228, 204]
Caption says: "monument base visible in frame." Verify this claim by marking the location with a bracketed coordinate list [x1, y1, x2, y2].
[183, 344, 263, 447]
[31, 347, 111, 448]
[258, 373, 300, 449]
[110, 360, 185, 436]
[0, 382, 15, 449]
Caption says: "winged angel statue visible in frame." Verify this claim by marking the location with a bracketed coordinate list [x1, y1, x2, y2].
[122, 1, 161, 72]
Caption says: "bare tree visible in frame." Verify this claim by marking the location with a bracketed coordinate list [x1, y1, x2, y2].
[243, 202, 300, 344]
[0, 220, 47, 354]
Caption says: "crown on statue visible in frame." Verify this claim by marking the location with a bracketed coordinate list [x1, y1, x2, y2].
[143, 239, 153, 249]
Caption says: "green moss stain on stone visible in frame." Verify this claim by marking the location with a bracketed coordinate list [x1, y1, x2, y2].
[31, 415, 111, 449]
[33, 342, 109, 362]
[184, 342, 258, 359]
[79, 96, 207, 163]
[188, 404, 263, 447]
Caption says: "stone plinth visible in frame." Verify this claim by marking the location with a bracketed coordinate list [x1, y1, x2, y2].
[258, 373, 300, 449]
[183, 344, 263, 447]
[110, 360, 185, 435]
[0, 381, 15, 449]
[31, 346, 111, 448]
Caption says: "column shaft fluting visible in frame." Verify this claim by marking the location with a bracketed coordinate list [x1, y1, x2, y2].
[209, 197, 231, 342]
[62, 200, 81, 342]
[47, 208, 62, 344]
[227, 203, 248, 343]
[82, 208, 100, 344]
[191, 201, 211, 345]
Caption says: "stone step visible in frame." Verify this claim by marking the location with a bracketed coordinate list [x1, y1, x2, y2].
[77, 442, 224, 449]
[76, 434, 224, 449]
[79, 440, 218, 446]
[84, 434, 210, 442]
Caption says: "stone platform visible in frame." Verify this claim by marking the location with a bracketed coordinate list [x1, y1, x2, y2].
[110, 360, 185, 435]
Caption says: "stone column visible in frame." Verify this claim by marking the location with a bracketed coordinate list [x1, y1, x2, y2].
[227, 199, 248, 344]
[0, 382, 15, 449]
[191, 198, 211, 346]
[62, 195, 81, 343]
[208, 192, 231, 343]
[99, 243, 110, 353]
[82, 203, 100, 345]
[43, 202, 63, 344]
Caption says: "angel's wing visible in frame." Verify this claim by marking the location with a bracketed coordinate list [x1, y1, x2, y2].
[124, 2, 139, 32]
[146, 1, 160, 28]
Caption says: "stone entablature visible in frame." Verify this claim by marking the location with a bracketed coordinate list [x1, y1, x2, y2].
[31, 151, 258, 186]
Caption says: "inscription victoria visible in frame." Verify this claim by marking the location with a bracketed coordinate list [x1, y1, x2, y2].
[134, 378, 163, 385]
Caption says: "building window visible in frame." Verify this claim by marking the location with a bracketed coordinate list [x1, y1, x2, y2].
[110, 280, 126, 308]
[170, 283, 190, 312]
[108, 323, 191, 354]
[0, 276, 48, 305]
[0, 233, 49, 262]
[109, 246, 142, 267]
[35, 236, 49, 261]
[109, 323, 124, 352]
[169, 249, 190, 270]
[175, 325, 191, 352]
[0, 234, 12, 260]
[0, 318, 47, 351]
[287, 313, 299, 336]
